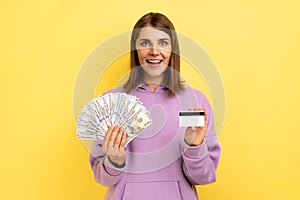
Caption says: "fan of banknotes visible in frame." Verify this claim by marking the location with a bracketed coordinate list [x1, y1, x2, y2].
[76, 93, 152, 146]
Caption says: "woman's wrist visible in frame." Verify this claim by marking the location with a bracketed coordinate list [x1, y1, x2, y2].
[184, 138, 204, 146]
[184, 138, 197, 146]
[107, 156, 126, 168]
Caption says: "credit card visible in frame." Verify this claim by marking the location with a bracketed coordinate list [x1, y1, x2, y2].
[179, 110, 205, 127]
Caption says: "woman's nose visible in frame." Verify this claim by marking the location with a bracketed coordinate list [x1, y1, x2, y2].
[149, 46, 159, 56]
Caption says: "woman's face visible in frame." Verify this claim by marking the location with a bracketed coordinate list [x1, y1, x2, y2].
[135, 26, 172, 83]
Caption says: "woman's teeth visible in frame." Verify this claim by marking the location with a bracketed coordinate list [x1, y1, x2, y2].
[146, 59, 163, 64]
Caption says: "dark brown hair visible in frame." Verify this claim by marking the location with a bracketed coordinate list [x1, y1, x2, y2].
[123, 12, 185, 96]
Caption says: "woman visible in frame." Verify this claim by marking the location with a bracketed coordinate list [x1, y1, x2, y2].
[89, 12, 221, 200]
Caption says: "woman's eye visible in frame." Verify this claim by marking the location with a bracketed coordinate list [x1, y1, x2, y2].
[159, 41, 168, 46]
[140, 41, 150, 47]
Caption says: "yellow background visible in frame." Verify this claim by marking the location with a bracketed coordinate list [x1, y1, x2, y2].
[1, 0, 300, 199]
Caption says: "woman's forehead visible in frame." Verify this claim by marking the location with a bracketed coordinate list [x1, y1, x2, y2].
[137, 27, 170, 40]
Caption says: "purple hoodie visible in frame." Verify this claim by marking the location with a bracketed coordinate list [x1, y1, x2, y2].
[89, 83, 221, 200]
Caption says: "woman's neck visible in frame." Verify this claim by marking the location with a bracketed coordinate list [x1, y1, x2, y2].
[142, 75, 163, 92]
[146, 82, 159, 92]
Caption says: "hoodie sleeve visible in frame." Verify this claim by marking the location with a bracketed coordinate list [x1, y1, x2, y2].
[89, 140, 126, 187]
[182, 91, 221, 185]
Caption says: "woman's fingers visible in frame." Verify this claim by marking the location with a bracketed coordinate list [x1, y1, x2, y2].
[195, 107, 207, 128]
[184, 107, 208, 145]
[103, 126, 127, 152]
[106, 126, 119, 153]
[102, 125, 115, 152]
[204, 107, 208, 127]
[109, 126, 120, 142]
[114, 127, 124, 147]
[119, 132, 126, 151]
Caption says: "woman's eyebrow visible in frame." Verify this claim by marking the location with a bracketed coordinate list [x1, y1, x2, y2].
[138, 38, 151, 41]
[138, 38, 170, 41]
[158, 38, 170, 41]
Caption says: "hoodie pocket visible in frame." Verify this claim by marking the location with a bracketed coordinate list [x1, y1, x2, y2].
[122, 181, 182, 200]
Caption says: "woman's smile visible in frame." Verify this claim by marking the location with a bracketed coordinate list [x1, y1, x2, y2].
[146, 59, 163, 64]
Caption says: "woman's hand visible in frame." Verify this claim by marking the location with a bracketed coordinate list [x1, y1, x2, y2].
[184, 107, 208, 146]
[102, 126, 127, 166]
